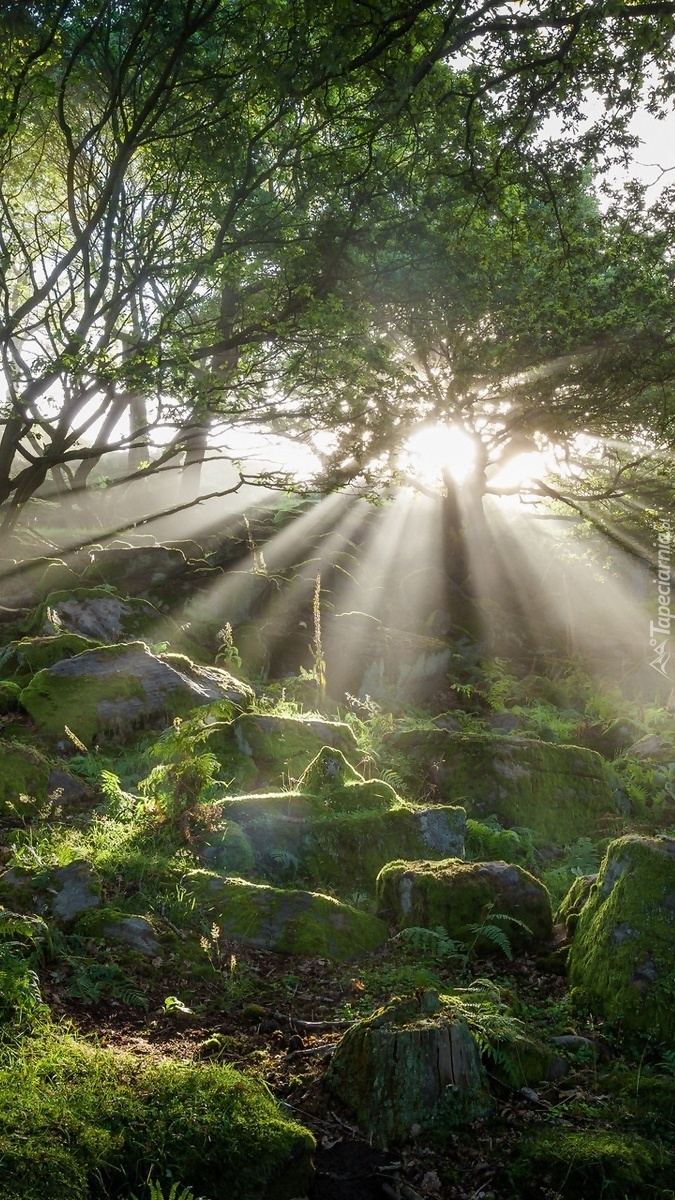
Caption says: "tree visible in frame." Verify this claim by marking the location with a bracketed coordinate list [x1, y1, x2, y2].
[1, 0, 675, 537]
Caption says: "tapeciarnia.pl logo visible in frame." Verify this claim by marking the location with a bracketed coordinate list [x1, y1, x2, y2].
[649, 521, 672, 680]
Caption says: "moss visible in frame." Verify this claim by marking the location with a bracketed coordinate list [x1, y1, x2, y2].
[325, 994, 490, 1148]
[298, 747, 399, 812]
[4, 633, 101, 678]
[376, 858, 553, 950]
[556, 872, 597, 936]
[199, 818, 255, 873]
[0, 680, 22, 713]
[206, 713, 360, 787]
[0, 739, 51, 817]
[19, 643, 147, 745]
[182, 870, 388, 960]
[506, 1128, 671, 1199]
[299, 805, 466, 894]
[465, 818, 534, 865]
[386, 730, 615, 843]
[0, 1029, 315, 1199]
[568, 835, 675, 1043]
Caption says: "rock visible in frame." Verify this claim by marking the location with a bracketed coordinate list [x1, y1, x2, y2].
[568, 835, 675, 1043]
[50, 859, 101, 923]
[555, 873, 597, 937]
[29, 587, 159, 643]
[184, 870, 388, 960]
[485, 712, 523, 733]
[217, 796, 466, 893]
[627, 734, 675, 763]
[205, 714, 360, 789]
[298, 805, 466, 893]
[577, 718, 646, 758]
[84, 545, 189, 598]
[0, 681, 22, 713]
[297, 747, 397, 811]
[46, 768, 96, 810]
[3, 632, 101, 677]
[507, 1128, 665, 1199]
[103, 914, 161, 956]
[199, 819, 255, 873]
[19, 642, 253, 745]
[376, 858, 553, 951]
[384, 730, 614, 842]
[325, 992, 489, 1147]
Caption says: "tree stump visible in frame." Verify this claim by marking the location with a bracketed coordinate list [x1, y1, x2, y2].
[325, 991, 489, 1148]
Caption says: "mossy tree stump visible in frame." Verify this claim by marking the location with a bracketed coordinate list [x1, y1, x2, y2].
[325, 992, 489, 1148]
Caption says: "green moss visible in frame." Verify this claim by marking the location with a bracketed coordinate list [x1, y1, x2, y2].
[556, 872, 597, 936]
[0, 739, 51, 817]
[298, 747, 399, 812]
[182, 870, 388, 960]
[299, 805, 466, 894]
[386, 730, 614, 843]
[206, 714, 360, 787]
[0, 1029, 315, 1199]
[568, 835, 675, 1042]
[325, 994, 490, 1148]
[199, 818, 255, 873]
[506, 1128, 671, 1199]
[0, 680, 22, 713]
[19, 645, 147, 745]
[5, 633, 101, 678]
[376, 858, 552, 950]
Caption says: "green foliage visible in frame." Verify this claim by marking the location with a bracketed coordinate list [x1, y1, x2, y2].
[465, 905, 532, 962]
[139, 719, 220, 825]
[465, 817, 535, 866]
[441, 979, 530, 1086]
[130, 1182, 206, 1200]
[0, 911, 49, 1029]
[391, 925, 466, 965]
[542, 836, 602, 907]
[0, 1028, 315, 1199]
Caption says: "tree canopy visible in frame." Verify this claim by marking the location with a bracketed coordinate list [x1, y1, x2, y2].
[0, 0, 674, 536]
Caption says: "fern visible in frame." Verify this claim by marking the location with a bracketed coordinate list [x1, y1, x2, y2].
[130, 1181, 206, 1200]
[391, 925, 466, 964]
[466, 907, 532, 961]
[67, 961, 148, 1009]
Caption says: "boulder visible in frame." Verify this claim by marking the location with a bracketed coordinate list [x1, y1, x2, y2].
[626, 734, 675, 763]
[384, 730, 614, 842]
[83, 545, 189, 597]
[27, 587, 159, 643]
[325, 991, 489, 1147]
[50, 859, 101, 924]
[3, 632, 101, 678]
[568, 835, 675, 1043]
[183, 870, 388, 960]
[297, 747, 397, 811]
[103, 914, 161, 957]
[216, 796, 466, 893]
[19, 642, 253, 746]
[205, 714, 360, 789]
[376, 858, 553, 951]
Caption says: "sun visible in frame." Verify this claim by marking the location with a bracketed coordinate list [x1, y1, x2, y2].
[403, 423, 478, 486]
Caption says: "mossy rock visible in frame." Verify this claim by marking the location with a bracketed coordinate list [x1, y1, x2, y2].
[376, 858, 553, 951]
[297, 747, 399, 812]
[199, 818, 256, 873]
[556, 872, 597, 937]
[0, 740, 51, 817]
[0, 680, 22, 713]
[568, 835, 675, 1042]
[385, 730, 614, 842]
[0, 1031, 315, 1199]
[3, 633, 101, 679]
[182, 869, 388, 960]
[506, 1128, 671, 1199]
[19, 642, 253, 747]
[205, 714, 360, 788]
[325, 991, 489, 1148]
[23, 587, 160, 644]
[299, 805, 466, 894]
